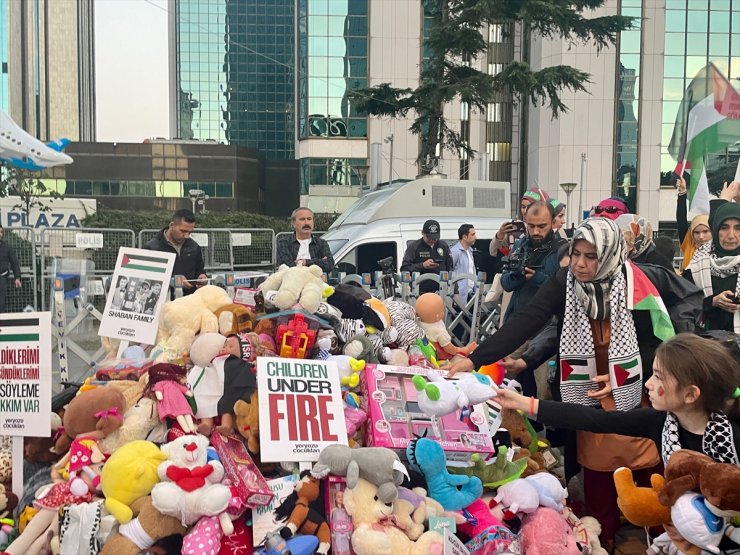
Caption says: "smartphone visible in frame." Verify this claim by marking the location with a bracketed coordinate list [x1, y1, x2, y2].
[506, 220, 527, 244]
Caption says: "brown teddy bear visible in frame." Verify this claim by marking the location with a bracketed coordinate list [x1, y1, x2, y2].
[234, 393, 260, 455]
[100, 496, 186, 555]
[215, 304, 256, 336]
[53, 387, 127, 455]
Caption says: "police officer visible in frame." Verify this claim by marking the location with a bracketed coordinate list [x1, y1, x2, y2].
[401, 219, 453, 293]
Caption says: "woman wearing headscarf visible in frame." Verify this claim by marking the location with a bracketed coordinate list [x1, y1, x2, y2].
[676, 176, 712, 273]
[449, 218, 702, 549]
[684, 201, 740, 332]
[615, 214, 674, 270]
[593, 196, 629, 220]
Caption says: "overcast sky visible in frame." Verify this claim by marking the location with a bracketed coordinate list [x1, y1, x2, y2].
[95, 0, 169, 142]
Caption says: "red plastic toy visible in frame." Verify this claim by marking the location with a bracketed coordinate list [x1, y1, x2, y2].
[275, 313, 317, 359]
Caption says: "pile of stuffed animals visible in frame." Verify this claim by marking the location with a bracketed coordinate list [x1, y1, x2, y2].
[0, 264, 734, 555]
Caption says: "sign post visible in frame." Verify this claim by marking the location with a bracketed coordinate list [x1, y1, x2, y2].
[0, 313, 53, 498]
[257, 357, 348, 463]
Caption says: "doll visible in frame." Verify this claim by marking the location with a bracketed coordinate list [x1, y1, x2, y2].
[145, 364, 197, 434]
[215, 334, 258, 436]
[51, 438, 106, 496]
[415, 293, 476, 361]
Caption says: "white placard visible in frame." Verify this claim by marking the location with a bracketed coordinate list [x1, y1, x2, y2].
[444, 529, 470, 555]
[257, 357, 348, 462]
[0, 312, 52, 437]
[232, 233, 252, 247]
[191, 232, 209, 247]
[98, 247, 175, 344]
[75, 232, 104, 249]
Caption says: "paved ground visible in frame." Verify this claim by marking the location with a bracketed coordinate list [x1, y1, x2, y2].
[615, 524, 649, 555]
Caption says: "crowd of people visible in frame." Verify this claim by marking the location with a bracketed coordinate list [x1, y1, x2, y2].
[447, 180, 740, 551]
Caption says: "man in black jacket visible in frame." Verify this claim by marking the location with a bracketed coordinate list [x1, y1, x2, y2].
[144, 209, 206, 296]
[275, 207, 335, 273]
[0, 225, 22, 312]
[401, 219, 453, 294]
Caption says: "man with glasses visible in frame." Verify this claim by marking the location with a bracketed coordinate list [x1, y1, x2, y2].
[593, 197, 629, 220]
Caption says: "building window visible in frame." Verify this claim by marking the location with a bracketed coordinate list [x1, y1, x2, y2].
[299, 157, 368, 193]
[487, 142, 511, 162]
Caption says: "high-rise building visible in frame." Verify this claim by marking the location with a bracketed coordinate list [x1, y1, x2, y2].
[2, 0, 96, 141]
[169, 0, 295, 159]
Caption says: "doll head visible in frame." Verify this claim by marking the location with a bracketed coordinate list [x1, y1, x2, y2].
[415, 293, 445, 324]
[145, 363, 187, 395]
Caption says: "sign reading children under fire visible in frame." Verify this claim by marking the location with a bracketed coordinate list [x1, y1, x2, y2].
[0, 313, 52, 437]
[98, 247, 176, 345]
[257, 357, 347, 462]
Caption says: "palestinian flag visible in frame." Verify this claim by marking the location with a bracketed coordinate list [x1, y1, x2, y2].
[626, 261, 674, 342]
[611, 356, 641, 388]
[668, 63, 740, 215]
[561, 358, 596, 382]
[0, 316, 40, 342]
[121, 252, 170, 274]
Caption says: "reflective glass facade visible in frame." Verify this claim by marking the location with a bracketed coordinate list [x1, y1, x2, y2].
[613, 0, 642, 212]
[485, 23, 514, 183]
[299, 157, 366, 193]
[41, 179, 234, 199]
[659, 0, 740, 185]
[298, 0, 368, 139]
[0, 0, 8, 112]
[175, 0, 295, 159]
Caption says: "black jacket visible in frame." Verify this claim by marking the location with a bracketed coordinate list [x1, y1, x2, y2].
[469, 264, 703, 386]
[0, 241, 21, 278]
[400, 238, 454, 274]
[143, 230, 205, 294]
[275, 233, 335, 273]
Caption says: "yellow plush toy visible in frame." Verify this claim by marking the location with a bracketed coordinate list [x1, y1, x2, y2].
[258, 264, 325, 313]
[156, 285, 232, 357]
[101, 440, 166, 523]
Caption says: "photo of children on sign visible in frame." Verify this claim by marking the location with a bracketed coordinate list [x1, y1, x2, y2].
[257, 357, 348, 463]
[111, 277, 163, 315]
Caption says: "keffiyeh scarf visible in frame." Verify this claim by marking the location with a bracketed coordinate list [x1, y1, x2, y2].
[661, 411, 739, 465]
[688, 241, 740, 332]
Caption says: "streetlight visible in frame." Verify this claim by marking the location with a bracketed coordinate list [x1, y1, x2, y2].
[559, 182, 577, 229]
[351, 164, 370, 196]
[187, 189, 207, 214]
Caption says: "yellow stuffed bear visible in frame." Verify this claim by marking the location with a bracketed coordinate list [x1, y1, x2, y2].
[258, 264, 325, 313]
[156, 285, 232, 357]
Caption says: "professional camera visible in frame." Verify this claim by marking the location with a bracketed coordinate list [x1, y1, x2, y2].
[377, 255, 395, 274]
[377, 256, 397, 299]
[502, 246, 528, 274]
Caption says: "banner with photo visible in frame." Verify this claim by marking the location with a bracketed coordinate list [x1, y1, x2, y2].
[98, 248, 176, 344]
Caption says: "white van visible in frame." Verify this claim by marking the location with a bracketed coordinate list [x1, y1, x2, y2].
[322, 177, 512, 280]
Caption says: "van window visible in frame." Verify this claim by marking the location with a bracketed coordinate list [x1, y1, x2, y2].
[334, 241, 397, 276]
[325, 238, 348, 255]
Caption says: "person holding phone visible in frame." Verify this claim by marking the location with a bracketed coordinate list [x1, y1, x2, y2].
[401, 219, 453, 294]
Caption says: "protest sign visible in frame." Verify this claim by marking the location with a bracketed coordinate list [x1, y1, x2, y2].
[257, 357, 347, 462]
[98, 248, 175, 344]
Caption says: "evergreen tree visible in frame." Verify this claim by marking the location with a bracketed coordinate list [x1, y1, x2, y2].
[349, 0, 633, 173]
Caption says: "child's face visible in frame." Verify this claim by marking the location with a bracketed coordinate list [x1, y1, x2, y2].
[223, 336, 241, 357]
[645, 359, 686, 412]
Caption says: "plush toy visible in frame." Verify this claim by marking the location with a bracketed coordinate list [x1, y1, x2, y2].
[383, 299, 425, 349]
[415, 293, 477, 360]
[311, 444, 406, 504]
[699, 459, 740, 516]
[392, 487, 445, 541]
[273, 471, 331, 555]
[214, 338, 258, 437]
[670, 493, 725, 554]
[187, 332, 228, 435]
[447, 447, 527, 489]
[51, 437, 105, 496]
[519, 507, 586, 555]
[613, 466, 671, 527]
[493, 478, 540, 515]
[343, 477, 444, 555]
[343, 333, 380, 363]
[215, 304, 256, 336]
[157, 285, 232, 356]
[411, 370, 495, 417]
[525, 472, 568, 511]
[99, 495, 186, 555]
[144, 363, 198, 434]
[101, 440, 167, 523]
[98, 397, 159, 454]
[336, 318, 367, 344]
[234, 394, 260, 455]
[455, 498, 509, 545]
[406, 437, 482, 511]
[53, 386, 127, 455]
[259, 264, 325, 312]
[658, 449, 714, 508]
[579, 515, 609, 555]
[317, 336, 366, 387]
[344, 406, 368, 437]
[151, 435, 232, 529]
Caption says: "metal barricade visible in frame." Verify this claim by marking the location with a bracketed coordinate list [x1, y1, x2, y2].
[2, 226, 38, 312]
[138, 228, 235, 273]
[228, 228, 275, 270]
[40, 227, 135, 311]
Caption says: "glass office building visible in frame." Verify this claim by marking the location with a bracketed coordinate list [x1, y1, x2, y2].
[0, 0, 8, 112]
[173, 0, 295, 159]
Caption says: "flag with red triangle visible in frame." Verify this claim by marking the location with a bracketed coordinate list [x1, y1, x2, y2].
[626, 261, 675, 342]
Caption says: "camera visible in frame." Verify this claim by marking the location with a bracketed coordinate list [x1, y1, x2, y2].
[503, 247, 527, 274]
[377, 256, 397, 299]
[377, 256, 395, 274]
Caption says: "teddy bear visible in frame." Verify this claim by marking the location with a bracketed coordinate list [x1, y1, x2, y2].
[98, 397, 160, 454]
[613, 466, 671, 527]
[343, 478, 444, 555]
[519, 507, 586, 555]
[392, 487, 445, 541]
[151, 434, 232, 529]
[99, 495, 186, 555]
[53, 386, 127, 455]
[234, 394, 260, 455]
[101, 440, 167, 524]
[156, 285, 232, 357]
[215, 304, 256, 336]
[258, 264, 325, 313]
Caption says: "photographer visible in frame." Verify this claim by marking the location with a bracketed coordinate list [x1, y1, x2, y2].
[501, 201, 565, 322]
[401, 219, 453, 294]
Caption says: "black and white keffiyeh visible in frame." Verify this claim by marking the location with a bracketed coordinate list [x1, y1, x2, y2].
[688, 240, 740, 333]
[661, 411, 739, 465]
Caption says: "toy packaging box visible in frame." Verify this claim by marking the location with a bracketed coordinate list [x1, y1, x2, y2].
[252, 474, 299, 548]
[464, 526, 516, 555]
[361, 364, 495, 463]
[210, 432, 273, 509]
[324, 476, 356, 555]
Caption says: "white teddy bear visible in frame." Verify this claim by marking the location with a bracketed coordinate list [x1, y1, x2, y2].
[151, 435, 232, 531]
[258, 264, 325, 313]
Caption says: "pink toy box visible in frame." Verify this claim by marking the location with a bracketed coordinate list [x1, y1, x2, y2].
[361, 364, 494, 463]
[324, 476, 356, 555]
[210, 432, 274, 509]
